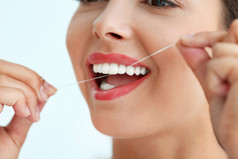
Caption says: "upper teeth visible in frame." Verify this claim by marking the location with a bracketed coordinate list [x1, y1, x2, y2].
[93, 63, 148, 76]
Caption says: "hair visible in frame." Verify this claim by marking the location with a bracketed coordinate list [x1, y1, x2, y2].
[221, 0, 238, 28]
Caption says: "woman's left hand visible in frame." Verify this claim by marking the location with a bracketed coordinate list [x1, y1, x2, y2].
[177, 19, 238, 159]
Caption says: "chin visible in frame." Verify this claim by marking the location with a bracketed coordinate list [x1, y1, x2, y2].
[90, 115, 147, 139]
[86, 99, 168, 139]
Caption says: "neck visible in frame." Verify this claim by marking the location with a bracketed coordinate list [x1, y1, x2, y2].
[112, 107, 227, 159]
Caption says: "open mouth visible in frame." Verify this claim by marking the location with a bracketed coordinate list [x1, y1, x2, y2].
[87, 52, 151, 100]
[90, 63, 150, 91]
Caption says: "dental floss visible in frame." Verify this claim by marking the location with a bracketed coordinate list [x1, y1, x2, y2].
[130, 42, 176, 66]
[58, 74, 109, 88]
[57, 42, 176, 89]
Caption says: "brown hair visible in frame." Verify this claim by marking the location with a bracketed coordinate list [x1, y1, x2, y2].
[222, 0, 238, 28]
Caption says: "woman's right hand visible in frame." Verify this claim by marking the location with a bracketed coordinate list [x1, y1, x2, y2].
[0, 60, 57, 159]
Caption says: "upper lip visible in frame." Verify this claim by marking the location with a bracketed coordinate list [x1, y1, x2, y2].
[87, 52, 149, 68]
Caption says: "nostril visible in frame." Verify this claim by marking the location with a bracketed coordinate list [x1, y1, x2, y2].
[106, 32, 123, 40]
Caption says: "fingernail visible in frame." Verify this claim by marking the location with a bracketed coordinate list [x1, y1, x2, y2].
[180, 34, 195, 40]
[40, 85, 49, 102]
[43, 81, 57, 95]
[36, 107, 40, 122]
[26, 105, 31, 116]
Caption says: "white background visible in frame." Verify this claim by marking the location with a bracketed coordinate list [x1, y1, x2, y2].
[0, 0, 112, 158]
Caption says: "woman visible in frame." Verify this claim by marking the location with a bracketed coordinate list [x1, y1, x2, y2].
[0, 0, 238, 158]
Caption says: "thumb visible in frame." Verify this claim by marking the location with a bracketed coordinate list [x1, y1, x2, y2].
[176, 43, 211, 97]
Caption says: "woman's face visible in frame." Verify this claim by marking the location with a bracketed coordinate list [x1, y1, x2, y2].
[67, 0, 221, 138]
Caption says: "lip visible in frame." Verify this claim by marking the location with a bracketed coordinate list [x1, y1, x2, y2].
[88, 52, 148, 67]
[87, 52, 151, 101]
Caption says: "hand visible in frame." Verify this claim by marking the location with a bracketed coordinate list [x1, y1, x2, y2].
[177, 19, 238, 159]
[0, 60, 57, 159]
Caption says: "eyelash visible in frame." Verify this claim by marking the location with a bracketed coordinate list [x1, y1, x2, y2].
[77, 0, 179, 9]
[142, 0, 178, 8]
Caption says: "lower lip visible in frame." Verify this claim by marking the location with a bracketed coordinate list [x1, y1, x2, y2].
[88, 70, 150, 101]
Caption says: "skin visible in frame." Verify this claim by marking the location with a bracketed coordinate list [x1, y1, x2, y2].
[0, 61, 57, 159]
[0, 0, 237, 159]
[66, 0, 238, 158]
[67, 0, 221, 138]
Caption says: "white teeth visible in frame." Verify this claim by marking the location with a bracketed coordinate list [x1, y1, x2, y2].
[118, 64, 126, 74]
[100, 80, 116, 90]
[92, 63, 149, 76]
[97, 64, 102, 73]
[108, 63, 118, 75]
[140, 67, 146, 75]
[126, 66, 134, 76]
[135, 66, 141, 76]
[93, 64, 98, 73]
[102, 63, 109, 74]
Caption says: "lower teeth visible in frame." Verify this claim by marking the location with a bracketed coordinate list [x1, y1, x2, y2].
[100, 79, 116, 91]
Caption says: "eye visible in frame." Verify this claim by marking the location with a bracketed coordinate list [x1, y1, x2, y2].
[144, 0, 178, 8]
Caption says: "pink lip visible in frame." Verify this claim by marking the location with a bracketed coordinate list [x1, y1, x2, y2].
[87, 52, 151, 101]
[88, 52, 148, 67]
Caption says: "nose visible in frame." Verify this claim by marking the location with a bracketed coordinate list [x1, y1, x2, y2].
[92, 2, 133, 43]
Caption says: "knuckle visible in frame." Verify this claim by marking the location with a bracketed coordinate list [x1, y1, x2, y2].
[212, 43, 221, 53]
[27, 89, 37, 99]
[212, 43, 228, 58]
[26, 89, 38, 105]
[0, 74, 10, 84]
[22, 68, 42, 88]
[15, 89, 26, 104]
[29, 75, 42, 89]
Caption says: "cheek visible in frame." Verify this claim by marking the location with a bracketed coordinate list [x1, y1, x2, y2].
[67, 17, 92, 70]
[66, 14, 95, 102]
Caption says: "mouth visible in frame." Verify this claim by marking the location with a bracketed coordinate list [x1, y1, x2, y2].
[87, 53, 151, 100]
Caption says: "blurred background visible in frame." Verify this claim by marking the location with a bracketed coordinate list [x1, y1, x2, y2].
[0, 0, 112, 158]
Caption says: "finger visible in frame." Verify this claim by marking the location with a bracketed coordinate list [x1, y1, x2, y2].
[5, 101, 46, 148]
[206, 57, 238, 97]
[223, 82, 238, 133]
[0, 74, 39, 122]
[219, 82, 238, 157]
[213, 43, 238, 58]
[0, 87, 30, 118]
[41, 79, 58, 99]
[5, 115, 32, 149]
[210, 96, 225, 136]
[223, 19, 238, 43]
[0, 60, 57, 102]
[179, 31, 227, 48]
[176, 44, 211, 95]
